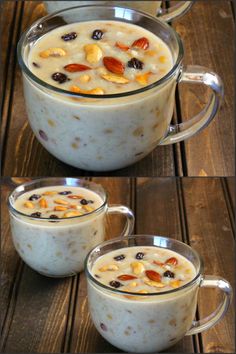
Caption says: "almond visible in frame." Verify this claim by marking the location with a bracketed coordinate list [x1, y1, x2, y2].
[145, 270, 161, 282]
[39, 198, 48, 208]
[67, 195, 84, 199]
[54, 206, 68, 211]
[64, 63, 91, 72]
[136, 72, 151, 85]
[63, 211, 82, 217]
[145, 280, 165, 288]
[117, 274, 137, 281]
[43, 191, 57, 196]
[82, 205, 94, 213]
[115, 41, 130, 51]
[54, 199, 69, 205]
[153, 260, 165, 267]
[165, 257, 178, 266]
[70, 85, 104, 95]
[101, 73, 129, 84]
[84, 43, 102, 64]
[24, 201, 34, 209]
[132, 37, 149, 50]
[39, 47, 66, 58]
[103, 56, 125, 75]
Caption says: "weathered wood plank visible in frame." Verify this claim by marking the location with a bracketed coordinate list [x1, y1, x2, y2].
[70, 177, 132, 352]
[173, 0, 234, 176]
[181, 178, 235, 353]
[135, 177, 196, 352]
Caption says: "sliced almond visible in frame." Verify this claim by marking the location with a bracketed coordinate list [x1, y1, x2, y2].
[54, 199, 69, 205]
[144, 280, 165, 288]
[67, 195, 84, 199]
[24, 201, 34, 209]
[70, 85, 104, 95]
[63, 211, 82, 217]
[136, 72, 151, 85]
[99, 264, 119, 272]
[39, 198, 48, 208]
[43, 191, 57, 196]
[54, 206, 68, 211]
[39, 47, 66, 58]
[101, 73, 129, 84]
[131, 261, 145, 275]
[170, 280, 181, 288]
[82, 205, 94, 213]
[84, 43, 102, 64]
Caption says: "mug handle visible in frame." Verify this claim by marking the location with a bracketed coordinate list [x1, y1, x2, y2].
[186, 275, 232, 335]
[107, 205, 135, 236]
[158, 1, 193, 22]
[160, 65, 224, 145]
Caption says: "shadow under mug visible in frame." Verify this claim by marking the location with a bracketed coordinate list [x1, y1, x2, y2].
[8, 178, 134, 277]
[85, 235, 232, 353]
[43, 1, 193, 22]
[18, 5, 223, 172]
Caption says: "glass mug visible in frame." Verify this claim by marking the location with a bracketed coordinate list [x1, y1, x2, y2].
[18, 6, 223, 172]
[44, 1, 193, 22]
[85, 235, 232, 353]
[8, 178, 134, 277]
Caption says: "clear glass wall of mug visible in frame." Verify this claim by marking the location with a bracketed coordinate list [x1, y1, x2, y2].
[44, 1, 193, 21]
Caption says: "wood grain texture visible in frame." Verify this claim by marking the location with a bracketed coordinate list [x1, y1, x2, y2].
[70, 177, 132, 352]
[135, 177, 196, 352]
[181, 178, 235, 353]
[173, 0, 235, 176]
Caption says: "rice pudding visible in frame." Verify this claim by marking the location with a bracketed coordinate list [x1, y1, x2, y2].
[29, 21, 173, 94]
[87, 245, 198, 352]
[10, 185, 105, 277]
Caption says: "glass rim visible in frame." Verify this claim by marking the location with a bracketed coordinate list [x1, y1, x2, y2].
[17, 4, 184, 99]
[85, 234, 204, 297]
[8, 177, 108, 221]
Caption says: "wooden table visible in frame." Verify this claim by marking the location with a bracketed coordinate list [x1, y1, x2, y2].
[1, 1, 235, 177]
[1, 177, 235, 353]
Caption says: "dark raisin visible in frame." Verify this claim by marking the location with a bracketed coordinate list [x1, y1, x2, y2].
[52, 72, 69, 84]
[58, 191, 72, 195]
[135, 252, 144, 260]
[39, 130, 48, 141]
[80, 199, 88, 205]
[163, 270, 175, 278]
[92, 29, 104, 40]
[100, 323, 107, 331]
[32, 62, 40, 68]
[114, 254, 125, 261]
[94, 274, 100, 278]
[29, 194, 41, 201]
[30, 212, 41, 218]
[61, 32, 77, 41]
[109, 280, 122, 288]
[127, 57, 144, 70]
[88, 200, 94, 204]
[49, 214, 59, 219]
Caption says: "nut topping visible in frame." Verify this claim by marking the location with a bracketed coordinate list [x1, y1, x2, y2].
[145, 270, 161, 282]
[131, 37, 149, 50]
[24, 201, 35, 209]
[64, 63, 92, 72]
[131, 261, 145, 275]
[39, 47, 66, 58]
[117, 274, 137, 281]
[103, 56, 125, 75]
[39, 198, 48, 208]
[115, 42, 130, 51]
[84, 43, 103, 64]
[54, 199, 69, 205]
[101, 73, 129, 84]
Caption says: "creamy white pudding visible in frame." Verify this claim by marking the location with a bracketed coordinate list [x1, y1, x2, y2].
[28, 21, 173, 94]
